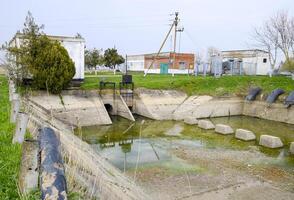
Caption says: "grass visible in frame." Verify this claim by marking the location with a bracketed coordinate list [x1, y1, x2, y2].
[0, 75, 22, 199]
[81, 72, 294, 96]
[0, 75, 40, 200]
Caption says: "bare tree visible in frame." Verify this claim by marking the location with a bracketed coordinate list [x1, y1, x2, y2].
[253, 11, 294, 71]
[253, 22, 279, 69]
[271, 11, 294, 61]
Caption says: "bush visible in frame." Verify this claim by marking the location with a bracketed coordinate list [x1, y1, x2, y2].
[282, 59, 294, 73]
[30, 35, 75, 94]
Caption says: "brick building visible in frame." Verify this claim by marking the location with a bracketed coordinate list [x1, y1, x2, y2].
[127, 52, 195, 74]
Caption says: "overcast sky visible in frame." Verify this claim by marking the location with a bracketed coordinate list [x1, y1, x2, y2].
[1, 0, 294, 61]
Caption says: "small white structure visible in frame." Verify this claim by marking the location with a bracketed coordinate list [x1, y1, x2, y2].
[222, 49, 271, 75]
[259, 135, 283, 148]
[198, 120, 215, 130]
[126, 54, 145, 72]
[235, 129, 256, 141]
[10, 33, 85, 81]
[184, 117, 198, 125]
[215, 124, 234, 135]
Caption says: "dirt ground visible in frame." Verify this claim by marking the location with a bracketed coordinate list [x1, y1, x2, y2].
[126, 143, 294, 200]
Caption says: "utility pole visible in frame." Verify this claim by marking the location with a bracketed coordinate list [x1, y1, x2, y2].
[172, 12, 179, 76]
[144, 12, 181, 77]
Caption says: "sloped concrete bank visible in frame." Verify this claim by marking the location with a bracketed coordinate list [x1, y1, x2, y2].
[25, 97, 150, 200]
[29, 90, 112, 127]
[133, 88, 294, 125]
[100, 93, 135, 121]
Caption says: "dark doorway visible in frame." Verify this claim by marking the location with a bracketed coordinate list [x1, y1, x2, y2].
[104, 104, 113, 113]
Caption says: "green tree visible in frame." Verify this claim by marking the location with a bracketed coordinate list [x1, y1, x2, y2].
[85, 48, 103, 70]
[32, 36, 75, 93]
[103, 48, 125, 74]
[6, 11, 75, 94]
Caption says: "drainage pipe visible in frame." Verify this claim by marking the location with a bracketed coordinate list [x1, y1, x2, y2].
[39, 127, 67, 200]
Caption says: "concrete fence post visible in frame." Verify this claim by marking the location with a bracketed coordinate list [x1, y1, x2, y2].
[39, 127, 67, 200]
[13, 112, 29, 144]
[10, 97, 20, 123]
[9, 81, 16, 101]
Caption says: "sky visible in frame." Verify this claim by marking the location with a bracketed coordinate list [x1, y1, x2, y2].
[0, 0, 294, 62]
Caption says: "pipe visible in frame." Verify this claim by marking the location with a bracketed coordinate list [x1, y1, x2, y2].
[39, 127, 67, 200]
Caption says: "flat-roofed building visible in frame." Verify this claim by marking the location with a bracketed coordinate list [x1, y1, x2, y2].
[127, 52, 195, 74]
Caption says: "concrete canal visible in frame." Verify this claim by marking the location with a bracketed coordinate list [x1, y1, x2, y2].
[76, 115, 294, 200]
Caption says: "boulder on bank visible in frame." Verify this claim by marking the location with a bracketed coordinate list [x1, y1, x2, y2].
[235, 129, 256, 141]
[290, 142, 294, 154]
[215, 124, 234, 135]
[259, 135, 283, 148]
[184, 117, 198, 125]
[198, 120, 215, 130]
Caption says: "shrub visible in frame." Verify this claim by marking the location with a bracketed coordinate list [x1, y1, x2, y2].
[31, 36, 75, 94]
[282, 59, 294, 73]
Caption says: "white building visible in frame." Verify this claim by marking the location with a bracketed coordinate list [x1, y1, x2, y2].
[222, 49, 271, 75]
[10, 33, 85, 81]
[126, 54, 145, 72]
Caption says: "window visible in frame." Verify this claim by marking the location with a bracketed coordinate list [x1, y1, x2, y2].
[263, 58, 267, 63]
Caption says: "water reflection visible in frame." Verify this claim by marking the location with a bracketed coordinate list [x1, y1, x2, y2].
[76, 115, 294, 170]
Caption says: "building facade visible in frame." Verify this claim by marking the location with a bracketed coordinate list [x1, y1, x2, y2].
[127, 52, 195, 74]
[222, 49, 271, 75]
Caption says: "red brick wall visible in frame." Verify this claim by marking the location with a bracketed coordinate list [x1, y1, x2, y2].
[144, 53, 195, 70]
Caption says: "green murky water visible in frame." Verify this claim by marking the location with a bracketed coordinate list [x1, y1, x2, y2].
[76, 115, 294, 171]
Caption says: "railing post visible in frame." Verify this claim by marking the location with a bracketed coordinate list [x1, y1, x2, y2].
[13, 112, 29, 144]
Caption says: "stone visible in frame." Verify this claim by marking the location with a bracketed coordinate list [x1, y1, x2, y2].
[184, 117, 198, 125]
[198, 120, 215, 130]
[290, 142, 294, 154]
[259, 135, 283, 148]
[215, 124, 234, 135]
[235, 129, 256, 141]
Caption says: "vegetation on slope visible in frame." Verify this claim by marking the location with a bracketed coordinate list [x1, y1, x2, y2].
[0, 76, 21, 199]
[81, 72, 294, 96]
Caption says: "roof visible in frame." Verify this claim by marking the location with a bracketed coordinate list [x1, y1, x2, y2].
[222, 49, 269, 54]
[11, 33, 85, 44]
[128, 52, 194, 58]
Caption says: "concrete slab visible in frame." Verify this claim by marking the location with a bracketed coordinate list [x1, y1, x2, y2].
[18, 140, 39, 195]
[235, 129, 256, 141]
[173, 96, 243, 120]
[134, 88, 187, 120]
[215, 124, 234, 135]
[184, 117, 198, 125]
[198, 120, 215, 130]
[259, 135, 283, 148]
[30, 93, 112, 126]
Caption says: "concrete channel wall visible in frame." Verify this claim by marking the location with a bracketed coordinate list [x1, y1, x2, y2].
[29, 90, 112, 127]
[243, 101, 294, 124]
[100, 94, 135, 121]
[133, 89, 294, 124]
[133, 88, 187, 120]
[25, 98, 150, 200]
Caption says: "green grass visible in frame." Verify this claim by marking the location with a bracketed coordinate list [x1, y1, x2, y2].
[0, 75, 22, 199]
[0, 76, 40, 200]
[81, 72, 294, 96]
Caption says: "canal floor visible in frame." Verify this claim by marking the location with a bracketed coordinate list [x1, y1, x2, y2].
[77, 115, 294, 200]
